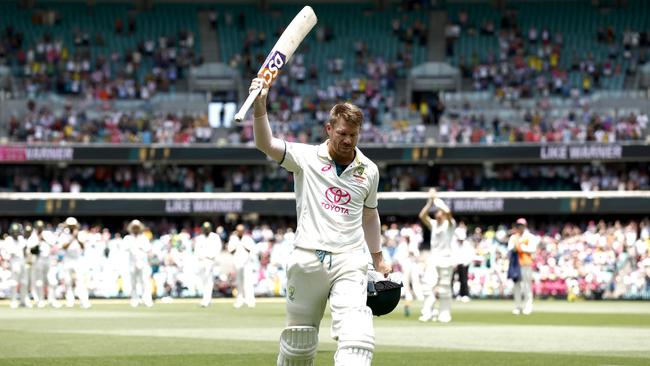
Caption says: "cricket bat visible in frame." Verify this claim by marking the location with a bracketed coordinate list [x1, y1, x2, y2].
[234, 6, 317, 123]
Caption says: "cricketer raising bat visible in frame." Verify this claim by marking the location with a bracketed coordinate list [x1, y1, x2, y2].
[233, 6, 317, 123]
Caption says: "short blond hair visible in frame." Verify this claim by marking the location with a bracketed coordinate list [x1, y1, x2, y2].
[328, 103, 363, 128]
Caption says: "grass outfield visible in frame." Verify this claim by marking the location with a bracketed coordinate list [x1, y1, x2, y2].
[0, 299, 649, 365]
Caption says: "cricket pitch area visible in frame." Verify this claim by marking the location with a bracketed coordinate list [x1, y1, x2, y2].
[1, 299, 649, 366]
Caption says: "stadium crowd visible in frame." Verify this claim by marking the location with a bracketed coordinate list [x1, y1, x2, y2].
[2, 163, 648, 194]
[5, 99, 649, 145]
[1, 217, 649, 305]
[6, 102, 213, 144]
[2, 21, 202, 99]
[437, 110, 649, 144]
[446, 4, 650, 99]
[5, 100, 425, 144]
[432, 163, 650, 192]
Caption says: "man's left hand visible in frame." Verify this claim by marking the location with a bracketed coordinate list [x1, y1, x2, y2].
[371, 252, 392, 277]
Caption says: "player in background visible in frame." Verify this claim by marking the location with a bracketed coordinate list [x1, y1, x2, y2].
[250, 77, 391, 366]
[395, 233, 423, 317]
[59, 217, 91, 309]
[23, 224, 35, 304]
[124, 220, 153, 307]
[508, 218, 539, 315]
[452, 222, 472, 303]
[418, 188, 456, 323]
[27, 220, 61, 308]
[194, 221, 223, 307]
[3, 223, 29, 308]
[227, 224, 257, 308]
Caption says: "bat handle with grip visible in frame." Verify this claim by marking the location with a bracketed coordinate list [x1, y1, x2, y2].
[234, 87, 262, 123]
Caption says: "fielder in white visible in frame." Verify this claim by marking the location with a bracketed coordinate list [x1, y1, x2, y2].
[3, 223, 29, 308]
[27, 220, 62, 308]
[250, 77, 391, 366]
[508, 218, 539, 315]
[227, 224, 257, 309]
[59, 217, 91, 309]
[418, 189, 456, 323]
[194, 221, 222, 307]
[124, 220, 153, 307]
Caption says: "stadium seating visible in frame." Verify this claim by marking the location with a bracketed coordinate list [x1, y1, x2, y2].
[213, 3, 426, 89]
[446, 0, 650, 91]
[2, 2, 201, 83]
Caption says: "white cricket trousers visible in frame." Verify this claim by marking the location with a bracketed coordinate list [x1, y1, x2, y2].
[234, 263, 255, 307]
[198, 260, 215, 305]
[513, 265, 533, 312]
[401, 257, 424, 302]
[284, 247, 371, 344]
[10, 259, 28, 304]
[130, 265, 153, 305]
[421, 265, 453, 319]
[31, 257, 57, 304]
[63, 260, 90, 307]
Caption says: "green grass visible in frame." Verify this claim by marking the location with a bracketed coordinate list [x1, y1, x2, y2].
[0, 299, 649, 365]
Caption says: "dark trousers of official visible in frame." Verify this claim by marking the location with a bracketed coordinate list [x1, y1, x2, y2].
[454, 264, 469, 297]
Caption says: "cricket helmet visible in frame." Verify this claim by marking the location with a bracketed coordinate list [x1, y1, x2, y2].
[64, 217, 79, 228]
[366, 279, 402, 316]
[127, 219, 144, 233]
[9, 223, 21, 234]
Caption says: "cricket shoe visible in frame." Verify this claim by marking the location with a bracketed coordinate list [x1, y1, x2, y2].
[437, 312, 452, 323]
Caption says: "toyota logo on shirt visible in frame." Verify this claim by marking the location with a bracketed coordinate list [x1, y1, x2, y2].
[325, 187, 351, 205]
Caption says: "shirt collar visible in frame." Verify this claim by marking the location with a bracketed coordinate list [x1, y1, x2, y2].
[318, 140, 369, 168]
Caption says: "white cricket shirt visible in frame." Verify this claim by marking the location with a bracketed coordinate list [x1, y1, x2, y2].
[58, 231, 84, 261]
[3, 236, 26, 261]
[280, 140, 379, 253]
[124, 234, 152, 269]
[194, 233, 222, 261]
[429, 218, 456, 258]
[227, 234, 256, 268]
[27, 231, 56, 259]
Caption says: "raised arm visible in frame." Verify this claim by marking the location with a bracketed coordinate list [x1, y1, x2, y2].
[430, 188, 453, 221]
[226, 236, 237, 253]
[250, 78, 285, 162]
[419, 189, 435, 230]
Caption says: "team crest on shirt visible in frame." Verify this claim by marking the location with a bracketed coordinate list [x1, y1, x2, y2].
[352, 166, 366, 183]
[321, 186, 351, 215]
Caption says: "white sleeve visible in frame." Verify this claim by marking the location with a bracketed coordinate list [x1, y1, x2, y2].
[215, 235, 223, 254]
[280, 142, 311, 173]
[226, 236, 237, 253]
[364, 165, 379, 209]
[523, 233, 539, 253]
[507, 235, 516, 251]
[432, 220, 449, 235]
